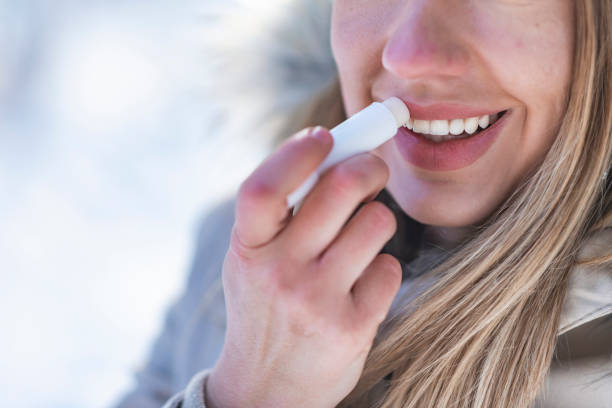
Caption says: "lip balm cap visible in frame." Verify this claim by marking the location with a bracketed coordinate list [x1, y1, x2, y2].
[382, 97, 410, 128]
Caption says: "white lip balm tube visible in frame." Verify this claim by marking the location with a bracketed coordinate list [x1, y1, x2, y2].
[286, 97, 410, 215]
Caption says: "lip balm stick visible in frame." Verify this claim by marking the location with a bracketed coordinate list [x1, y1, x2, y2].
[286, 97, 410, 216]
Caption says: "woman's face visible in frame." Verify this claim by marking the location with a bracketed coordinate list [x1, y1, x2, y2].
[331, 0, 574, 245]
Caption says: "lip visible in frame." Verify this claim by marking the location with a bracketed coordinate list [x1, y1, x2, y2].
[394, 109, 511, 172]
[390, 98, 505, 120]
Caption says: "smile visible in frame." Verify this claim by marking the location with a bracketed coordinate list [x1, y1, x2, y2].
[404, 111, 508, 143]
[394, 109, 512, 172]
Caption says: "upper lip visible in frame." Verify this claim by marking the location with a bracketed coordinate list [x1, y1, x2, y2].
[379, 97, 507, 121]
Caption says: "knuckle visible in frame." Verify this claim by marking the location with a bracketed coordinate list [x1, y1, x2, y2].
[326, 164, 363, 197]
[368, 154, 390, 182]
[374, 256, 403, 298]
[365, 202, 397, 233]
[325, 155, 390, 200]
[377, 253, 402, 275]
[354, 153, 390, 184]
[238, 178, 275, 207]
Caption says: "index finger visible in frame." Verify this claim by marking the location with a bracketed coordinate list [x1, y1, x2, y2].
[234, 126, 333, 249]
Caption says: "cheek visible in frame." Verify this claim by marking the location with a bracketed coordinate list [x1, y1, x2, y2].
[474, 10, 573, 110]
[473, 11, 573, 157]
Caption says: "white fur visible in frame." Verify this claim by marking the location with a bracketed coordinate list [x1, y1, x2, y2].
[197, 0, 339, 149]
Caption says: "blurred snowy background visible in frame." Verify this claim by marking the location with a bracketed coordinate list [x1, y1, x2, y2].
[0, 1, 269, 407]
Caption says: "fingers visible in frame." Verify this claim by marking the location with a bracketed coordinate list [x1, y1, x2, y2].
[234, 127, 333, 249]
[351, 253, 403, 325]
[317, 201, 397, 293]
[278, 152, 390, 261]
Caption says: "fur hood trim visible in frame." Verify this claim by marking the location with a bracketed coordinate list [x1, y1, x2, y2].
[198, 0, 344, 151]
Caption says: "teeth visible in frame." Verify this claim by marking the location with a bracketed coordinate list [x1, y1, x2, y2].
[413, 119, 430, 134]
[464, 117, 479, 134]
[430, 120, 449, 136]
[449, 119, 464, 135]
[403, 112, 502, 140]
[478, 115, 489, 128]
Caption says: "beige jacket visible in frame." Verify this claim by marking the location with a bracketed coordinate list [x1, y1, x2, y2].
[114, 0, 612, 406]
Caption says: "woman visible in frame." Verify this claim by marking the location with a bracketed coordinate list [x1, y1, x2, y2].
[115, 0, 612, 407]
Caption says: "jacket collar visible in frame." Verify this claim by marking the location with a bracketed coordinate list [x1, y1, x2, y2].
[558, 228, 612, 335]
[375, 189, 612, 337]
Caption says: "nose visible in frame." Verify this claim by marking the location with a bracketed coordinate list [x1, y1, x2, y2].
[382, 1, 470, 79]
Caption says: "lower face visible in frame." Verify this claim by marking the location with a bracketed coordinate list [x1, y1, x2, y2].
[330, 0, 574, 238]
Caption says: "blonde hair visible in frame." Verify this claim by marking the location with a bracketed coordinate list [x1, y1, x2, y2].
[332, 0, 612, 406]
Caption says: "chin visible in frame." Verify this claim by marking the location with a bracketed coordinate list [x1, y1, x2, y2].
[405, 205, 478, 228]
[386, 181, 488, 228]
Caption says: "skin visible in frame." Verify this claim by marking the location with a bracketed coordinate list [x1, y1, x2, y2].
[331, 0, 574, 248]
[206, 2, 574, 407]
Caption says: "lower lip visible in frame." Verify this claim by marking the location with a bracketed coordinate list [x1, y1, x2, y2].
[394, 110, 510, 172]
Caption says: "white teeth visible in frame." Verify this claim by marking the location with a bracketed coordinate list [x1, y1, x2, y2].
[449, 119, 464, 135]
[403, 111, 504, 140]
[413, 119, 430, 134]
[464, 117, 479, 134]
[478, 114, 489, 128]
[430, 120, 449, 136]
[405, 113, 500, 143]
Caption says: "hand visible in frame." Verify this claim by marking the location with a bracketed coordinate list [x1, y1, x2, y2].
[206, 126, 402, 408]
